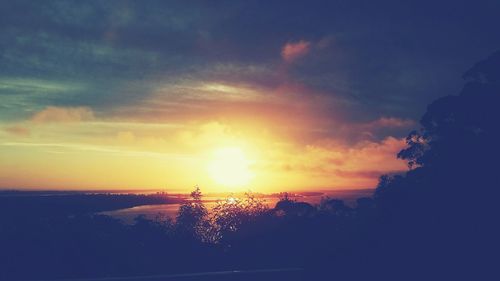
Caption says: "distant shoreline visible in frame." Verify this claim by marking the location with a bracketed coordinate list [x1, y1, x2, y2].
[0, 188, 375, 219]
[0, 187, 374, 196]
[0, 192, 186, 215]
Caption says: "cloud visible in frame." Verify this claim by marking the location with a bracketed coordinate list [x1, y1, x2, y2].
[332, 169, 397, 179]
[262, 136, 408, 185]
[116, 131, 136, 143]
[367, 117, 415, 128]
[32, 106, 95, 123]
[4, 125, 30, 137]
[281, 40, 311, 63]
[316, 36, 334, 49]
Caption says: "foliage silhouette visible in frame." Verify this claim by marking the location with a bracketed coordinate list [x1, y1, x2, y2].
[175, 186, 209, 241]
[373, 50, 500, 279]
[210, 193, 268, 241]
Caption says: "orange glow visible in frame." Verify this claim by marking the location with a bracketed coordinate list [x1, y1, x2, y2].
[0, 81, 410, 193]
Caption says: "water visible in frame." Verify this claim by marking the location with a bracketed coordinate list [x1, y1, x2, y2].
[100, 189, 374, 224]
[100, 197, 279, 224]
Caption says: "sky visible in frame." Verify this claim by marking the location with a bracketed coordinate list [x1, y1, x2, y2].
[1, 0, 499, 192]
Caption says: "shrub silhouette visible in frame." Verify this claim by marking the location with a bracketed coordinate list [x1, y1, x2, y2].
[210, 192, 268, 243]
[318, 197, 352, 217]
[175, 186, 209, 241]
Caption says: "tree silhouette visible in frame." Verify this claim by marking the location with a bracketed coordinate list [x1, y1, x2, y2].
[211, 192, 268, 243]
[318, 197, 352, 217]
[274, 197, 314, 217]
[175, 186, 208, 240]
[378, 50, 500, 205]
[373, 50, 500, 279]
[398, 51, 500, 172]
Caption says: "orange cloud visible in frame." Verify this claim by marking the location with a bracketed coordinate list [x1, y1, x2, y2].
[281, 40, 311, 63]
[332, 169, 395, 179]
[251, 136, 408, 189]
[367, 117, 415, 128]
[32, 106, 94, 123]
[4, 125, 30, 137]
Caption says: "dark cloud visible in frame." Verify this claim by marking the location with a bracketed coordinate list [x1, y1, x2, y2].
[1, 0, 499, 130]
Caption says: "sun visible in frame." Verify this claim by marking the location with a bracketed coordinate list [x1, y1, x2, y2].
[208, 147, 254, 188]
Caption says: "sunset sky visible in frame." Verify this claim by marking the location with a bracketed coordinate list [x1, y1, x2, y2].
[1, 1, 499, 192]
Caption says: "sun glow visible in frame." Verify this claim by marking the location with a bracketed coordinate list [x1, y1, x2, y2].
[208, 147, 254, 189]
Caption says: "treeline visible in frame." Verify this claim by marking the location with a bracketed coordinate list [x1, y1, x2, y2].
[0, 192, 183, 217]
